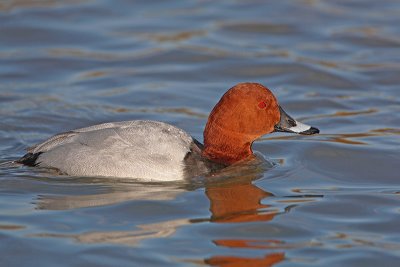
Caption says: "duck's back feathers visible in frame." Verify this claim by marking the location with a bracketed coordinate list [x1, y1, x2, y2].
[19, 120, 208, 181]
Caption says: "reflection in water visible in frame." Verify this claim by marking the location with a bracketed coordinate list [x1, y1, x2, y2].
[206, 181, 276, 223]
[204, 178, 286, 267]
[205, 252, 285, 267]
[0, 0, 86, 12]
[213, 239, 321, 250]
[0, 224, 25, 230]
[142, 30, 206, 43]
[29, 158, 321, 266]
[34, 178, 289, 265]
[33, 218, 192, 247]
[299, 108, 379, 123]
[37, 184, 183, 210]
[33, 183, 191, 245]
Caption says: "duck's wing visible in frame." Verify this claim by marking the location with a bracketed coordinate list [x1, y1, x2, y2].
[27, 131, 77, 154]
[27, 121, 144, 154]
[19, 121, 143, 167]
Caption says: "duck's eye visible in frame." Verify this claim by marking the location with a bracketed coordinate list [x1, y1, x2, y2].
[258, 101, 267, 109]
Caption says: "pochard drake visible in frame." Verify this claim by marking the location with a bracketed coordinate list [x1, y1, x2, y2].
[18, 83, 319, 181]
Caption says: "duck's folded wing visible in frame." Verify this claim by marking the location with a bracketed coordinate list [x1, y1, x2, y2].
[28, 131, 77, 154]
[20, 120, 199, 180]
[27, 121, 142, 154]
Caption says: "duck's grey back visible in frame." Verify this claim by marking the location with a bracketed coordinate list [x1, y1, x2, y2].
[22, 120, 201, 181]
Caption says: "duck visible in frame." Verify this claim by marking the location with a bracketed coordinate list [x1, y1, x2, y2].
[17, 83, 319, 181]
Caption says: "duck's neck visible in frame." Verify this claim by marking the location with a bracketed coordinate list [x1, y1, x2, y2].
[202, 124, 254, 165]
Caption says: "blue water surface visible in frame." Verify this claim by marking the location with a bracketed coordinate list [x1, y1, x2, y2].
[1, 1, 400, 266]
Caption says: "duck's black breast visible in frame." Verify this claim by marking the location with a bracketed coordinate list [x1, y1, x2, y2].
[183, 139, 226, 179]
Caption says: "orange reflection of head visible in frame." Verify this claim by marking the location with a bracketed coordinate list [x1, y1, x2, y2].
[206, 182, 276, 223]
[205, 252, 285, 267]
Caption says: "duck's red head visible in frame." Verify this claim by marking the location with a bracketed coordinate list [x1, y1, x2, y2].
[202, 83, 319, 165]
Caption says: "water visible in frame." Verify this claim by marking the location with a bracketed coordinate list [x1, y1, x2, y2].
[1, 0, 399, 266]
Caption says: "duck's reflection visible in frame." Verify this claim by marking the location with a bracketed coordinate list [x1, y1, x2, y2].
[34, 159, 289, 266]
[203, 170, 285, 267]
[206, 181, 277, 223]
[36, 183, 184, 210]
[205, 252, 285, 267]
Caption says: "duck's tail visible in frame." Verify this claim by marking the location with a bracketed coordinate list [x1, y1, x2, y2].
[15, 152, 43, 166]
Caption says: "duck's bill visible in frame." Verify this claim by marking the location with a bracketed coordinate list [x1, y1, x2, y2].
[274, 106, 319, 135]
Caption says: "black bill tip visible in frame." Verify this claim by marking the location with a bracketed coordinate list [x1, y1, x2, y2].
[299, 126, 320, 135]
